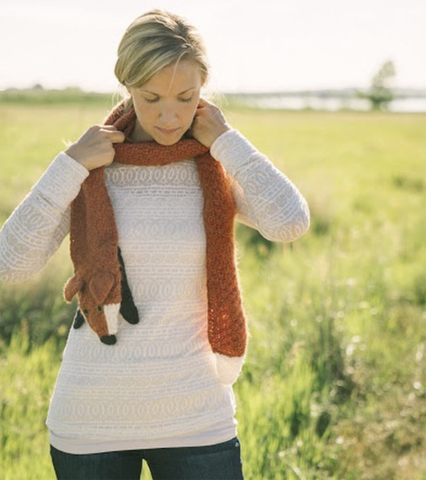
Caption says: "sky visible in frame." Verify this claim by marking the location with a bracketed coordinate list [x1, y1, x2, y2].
[1, 0, 425, 94]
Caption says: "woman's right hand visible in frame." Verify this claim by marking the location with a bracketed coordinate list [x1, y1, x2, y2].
[65, 125, 126, 171]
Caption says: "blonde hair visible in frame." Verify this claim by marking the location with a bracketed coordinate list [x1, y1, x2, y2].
[113, 10, 210, 109]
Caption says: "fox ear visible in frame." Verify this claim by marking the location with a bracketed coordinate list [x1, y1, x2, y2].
[89, 272, 115, 304]
[64, 275, 84, 302]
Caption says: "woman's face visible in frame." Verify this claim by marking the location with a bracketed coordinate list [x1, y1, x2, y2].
[127, 60, 202, 145]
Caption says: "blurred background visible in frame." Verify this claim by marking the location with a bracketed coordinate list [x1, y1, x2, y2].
[1, 1, 425, 479]
[1, 0, 426, 111]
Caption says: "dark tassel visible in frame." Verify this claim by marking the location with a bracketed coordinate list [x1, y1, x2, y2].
[118, 247, 139, 325]
[73, 308, 85, 329]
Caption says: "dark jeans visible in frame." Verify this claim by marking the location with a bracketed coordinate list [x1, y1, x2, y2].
[50, 437, 244, 480]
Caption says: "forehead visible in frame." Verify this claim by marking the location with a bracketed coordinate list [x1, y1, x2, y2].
[141, 60, 202, 94]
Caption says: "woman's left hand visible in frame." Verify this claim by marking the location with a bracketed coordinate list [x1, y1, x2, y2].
[189, 98, 232, 149]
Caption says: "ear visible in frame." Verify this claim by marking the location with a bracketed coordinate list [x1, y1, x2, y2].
[64, 275, 84, 302]
[89, 272, 116, 304]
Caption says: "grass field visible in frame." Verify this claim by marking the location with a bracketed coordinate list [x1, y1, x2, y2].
[0, 99, 425, 479]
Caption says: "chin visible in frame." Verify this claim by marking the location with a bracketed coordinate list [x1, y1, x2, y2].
[153, 133, 185, 146]
[154, 137, 182, 146]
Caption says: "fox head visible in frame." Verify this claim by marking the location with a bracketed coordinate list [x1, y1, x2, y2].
[64, 272, 120, 344]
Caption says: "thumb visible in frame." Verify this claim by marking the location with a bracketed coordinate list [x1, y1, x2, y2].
[107, 130, 126, 144]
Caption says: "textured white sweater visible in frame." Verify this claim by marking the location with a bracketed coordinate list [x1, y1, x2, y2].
[0, 129, 309, 454]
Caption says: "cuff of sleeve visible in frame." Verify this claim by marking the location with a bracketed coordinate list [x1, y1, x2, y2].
[210, 129, 260, 177]
[31, 152, 90, 210]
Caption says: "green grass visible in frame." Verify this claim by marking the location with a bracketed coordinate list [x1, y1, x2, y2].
[0, 100, 425, 479]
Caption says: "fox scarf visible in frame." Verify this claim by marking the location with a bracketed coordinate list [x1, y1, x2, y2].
[63, 101, 248, 384]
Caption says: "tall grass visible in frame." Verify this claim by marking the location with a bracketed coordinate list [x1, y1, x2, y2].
[1, 101, 425, 479]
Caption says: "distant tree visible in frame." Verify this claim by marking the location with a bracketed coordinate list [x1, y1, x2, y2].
[359, 60, 396, 111]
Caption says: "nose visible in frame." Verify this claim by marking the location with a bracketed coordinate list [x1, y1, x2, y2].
[159, 104, 178, 126]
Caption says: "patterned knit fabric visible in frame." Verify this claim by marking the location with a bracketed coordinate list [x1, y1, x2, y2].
[0, 129, 310, 454]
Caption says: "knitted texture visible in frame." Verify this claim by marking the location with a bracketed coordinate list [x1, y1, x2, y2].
[64, 101, 247, 367]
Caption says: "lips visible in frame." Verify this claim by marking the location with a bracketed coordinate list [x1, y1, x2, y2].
[157, 127, 180, 135]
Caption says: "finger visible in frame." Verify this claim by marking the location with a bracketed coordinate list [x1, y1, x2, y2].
[196, 98, 213, 110]
[101, 125, 120, 131]
[93, 124, 119, 131]
[107, 131, 126, 143]
[197, 97, 212, 106]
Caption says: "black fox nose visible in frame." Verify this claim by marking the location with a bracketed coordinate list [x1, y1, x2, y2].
[100, 335, 117, 345]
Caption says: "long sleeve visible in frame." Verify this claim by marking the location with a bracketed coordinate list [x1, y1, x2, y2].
[0, 152, 90, 283]
[210, 129, 310, 242]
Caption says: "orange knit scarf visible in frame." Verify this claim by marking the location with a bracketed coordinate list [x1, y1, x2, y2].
[63, 101, 248, 384]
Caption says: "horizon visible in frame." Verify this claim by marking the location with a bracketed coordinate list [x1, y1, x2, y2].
[2, 85, 426, 96]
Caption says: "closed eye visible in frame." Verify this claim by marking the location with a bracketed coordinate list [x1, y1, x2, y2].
[143, 96, 193, 104]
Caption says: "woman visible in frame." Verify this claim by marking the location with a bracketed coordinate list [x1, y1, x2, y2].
[0, 9, 310, 480]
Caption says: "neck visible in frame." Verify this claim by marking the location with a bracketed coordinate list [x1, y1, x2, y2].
[128, 122, 153, 142]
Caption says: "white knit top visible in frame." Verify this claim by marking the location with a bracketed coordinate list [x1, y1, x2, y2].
[0, 129, 309, 454]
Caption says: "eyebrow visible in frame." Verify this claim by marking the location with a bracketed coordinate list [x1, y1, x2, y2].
[140, 87, 196, 96]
